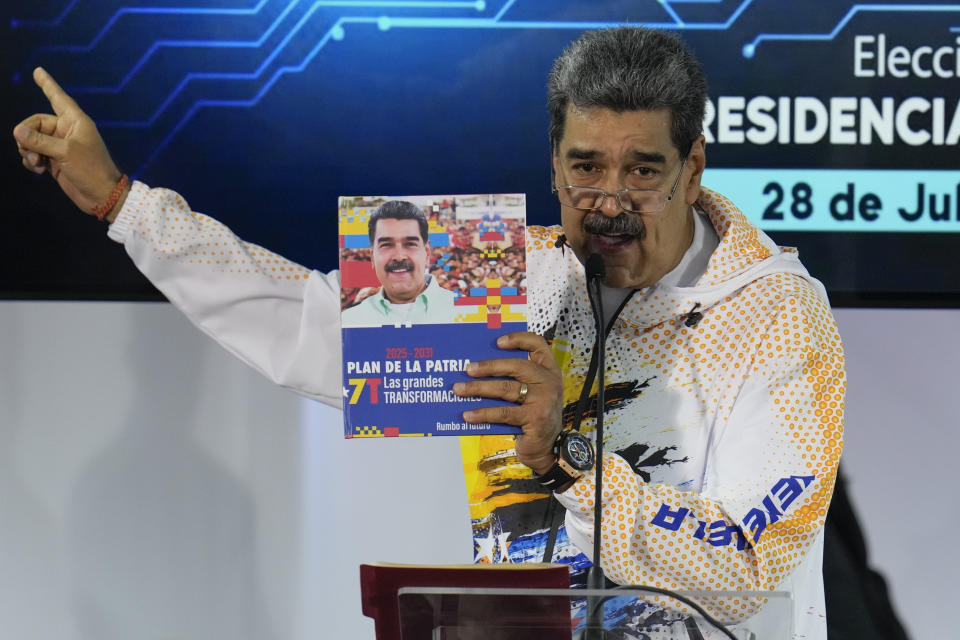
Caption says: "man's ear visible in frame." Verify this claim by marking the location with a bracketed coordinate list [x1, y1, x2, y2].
[684, 135, 706, 205]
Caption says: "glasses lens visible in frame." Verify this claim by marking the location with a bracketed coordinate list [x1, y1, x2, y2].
[557, 186, 669, 214]
[620, 190, 667, 214]
[558, 187, 604, 210]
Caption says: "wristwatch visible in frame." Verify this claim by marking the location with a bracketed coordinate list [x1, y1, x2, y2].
[534, 429, 595, 490]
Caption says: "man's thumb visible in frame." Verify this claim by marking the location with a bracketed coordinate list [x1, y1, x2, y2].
[14, 121, 64, 159]
[13, 124, 32, 144]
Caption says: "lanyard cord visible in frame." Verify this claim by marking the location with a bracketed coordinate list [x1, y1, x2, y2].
[540, 289, 636, 563]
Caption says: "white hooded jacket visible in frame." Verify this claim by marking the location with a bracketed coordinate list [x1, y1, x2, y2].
[108, 182, 844, 638]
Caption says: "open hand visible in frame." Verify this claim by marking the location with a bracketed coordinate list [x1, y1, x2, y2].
[453, 332, 564, 474]
[13, 67, 127, 221]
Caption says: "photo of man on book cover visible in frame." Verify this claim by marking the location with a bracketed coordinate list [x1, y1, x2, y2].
[338, 194, 527, 437]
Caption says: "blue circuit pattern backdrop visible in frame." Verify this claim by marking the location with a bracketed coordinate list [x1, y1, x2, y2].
[4, 0, 960, 302]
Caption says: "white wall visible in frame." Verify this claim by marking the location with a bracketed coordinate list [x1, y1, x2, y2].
[832, 307, 960, 640]
[0, 301, 955, 639]
[0, 301, 471, 640]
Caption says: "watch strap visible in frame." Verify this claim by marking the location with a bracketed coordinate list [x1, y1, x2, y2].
[534, 456, 583, 490]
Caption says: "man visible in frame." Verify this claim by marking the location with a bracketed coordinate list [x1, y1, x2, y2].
[14, 27, 844, 638]
[341, 199, 457, 326]
[450, 30, 844, 639]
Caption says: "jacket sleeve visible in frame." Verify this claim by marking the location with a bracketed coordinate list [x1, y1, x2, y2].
[107, 181, 344, 409]
[554, 277, 845, 617]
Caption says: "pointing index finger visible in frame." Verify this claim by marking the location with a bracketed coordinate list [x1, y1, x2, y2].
[33, 67, 79, 117]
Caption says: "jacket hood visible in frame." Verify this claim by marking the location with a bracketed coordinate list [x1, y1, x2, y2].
[526, 187, 828, 335]
[615, 187, 828, 331]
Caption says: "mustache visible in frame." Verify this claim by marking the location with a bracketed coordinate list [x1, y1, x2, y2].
[583, 212, 646, 240]
[385, 259, 416, 273]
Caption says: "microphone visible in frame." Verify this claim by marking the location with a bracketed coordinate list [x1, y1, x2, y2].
[584, 254, 607, 638]
[683, 302, 703, 327]
[585, 252, 605, 282]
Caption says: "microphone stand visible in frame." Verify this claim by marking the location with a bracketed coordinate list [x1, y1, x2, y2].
[584, 254, 607, 639]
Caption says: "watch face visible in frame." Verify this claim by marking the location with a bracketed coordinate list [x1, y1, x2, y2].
[563, 432, 594, 471]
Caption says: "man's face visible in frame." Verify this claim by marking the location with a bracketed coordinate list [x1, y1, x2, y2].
[553, 106, 705, 289]
[371, 217, 430, 303]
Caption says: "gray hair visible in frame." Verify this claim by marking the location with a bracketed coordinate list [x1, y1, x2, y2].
[547, 27, 707, 156]
[368, 200, 429, 243]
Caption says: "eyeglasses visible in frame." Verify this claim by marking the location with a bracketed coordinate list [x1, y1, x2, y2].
[553, 155, 688, 214]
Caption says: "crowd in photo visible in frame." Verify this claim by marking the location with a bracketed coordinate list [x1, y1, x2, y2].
[339, 216, 526, 309]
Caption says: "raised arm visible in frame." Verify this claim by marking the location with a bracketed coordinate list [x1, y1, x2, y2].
[14, 67, 344, 409]
[13, 67, 130, 222]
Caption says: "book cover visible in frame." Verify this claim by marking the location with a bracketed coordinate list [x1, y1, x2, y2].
[339, 194, 527, 438]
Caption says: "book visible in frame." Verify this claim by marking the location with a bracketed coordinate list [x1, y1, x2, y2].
[359, 562, 571, 640]
[339, 194, 527, 438]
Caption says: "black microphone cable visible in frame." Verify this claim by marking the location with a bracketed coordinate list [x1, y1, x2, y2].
[606, 583, 739, 640]
[574, 256, 737, 640]
[579, 257, 735, 640]
[584, 253, 607, 638]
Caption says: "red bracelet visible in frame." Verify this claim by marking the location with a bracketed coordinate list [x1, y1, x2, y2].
[93, 173, 129, 221]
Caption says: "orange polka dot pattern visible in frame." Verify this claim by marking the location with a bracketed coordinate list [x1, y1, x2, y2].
[114, 182, 312, 282]
[502, 188, 844, 625]
[107, 181, 348, 404]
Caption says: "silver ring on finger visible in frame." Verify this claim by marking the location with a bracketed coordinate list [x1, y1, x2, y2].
[517, 382, 529, 404]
